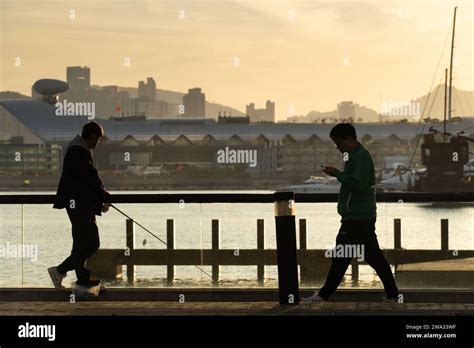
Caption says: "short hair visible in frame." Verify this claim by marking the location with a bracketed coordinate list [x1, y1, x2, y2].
[330, 123, 357, 141]
[82, 121, 104, 139]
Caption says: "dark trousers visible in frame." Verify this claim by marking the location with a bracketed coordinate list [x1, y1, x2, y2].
[318, 218, 398, 300]
[57, 208, 100, 282]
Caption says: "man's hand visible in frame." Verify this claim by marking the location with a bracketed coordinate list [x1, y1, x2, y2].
[322, 166, 339, 177]
[102, 203, 111, 213]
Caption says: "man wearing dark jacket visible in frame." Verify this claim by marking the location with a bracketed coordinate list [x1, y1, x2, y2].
[303, 123, 398, 303]
[48, 121, 110, 289]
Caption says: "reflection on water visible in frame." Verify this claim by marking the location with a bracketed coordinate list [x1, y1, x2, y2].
[418, 202, 474, 209]
[0, 199, 473, 288]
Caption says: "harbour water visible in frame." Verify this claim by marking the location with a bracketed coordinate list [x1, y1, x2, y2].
[0, 191, 473, 289]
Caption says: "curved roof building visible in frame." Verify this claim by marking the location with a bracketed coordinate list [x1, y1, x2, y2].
[1, 99, 473, 145]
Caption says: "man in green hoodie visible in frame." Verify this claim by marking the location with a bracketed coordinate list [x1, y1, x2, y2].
[303, 123, 398, 303]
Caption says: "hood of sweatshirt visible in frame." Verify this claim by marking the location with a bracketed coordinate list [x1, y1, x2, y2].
[67, 135, 91, 154]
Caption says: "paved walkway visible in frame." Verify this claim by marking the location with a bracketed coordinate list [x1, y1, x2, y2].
[1, 301, 473, 316]
[2, 289, 473, 316]
[2, 288, 474, 303]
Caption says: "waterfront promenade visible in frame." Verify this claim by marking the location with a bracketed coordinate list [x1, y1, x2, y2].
[2, 301, 473, 316]
[1, 288, 473, 316]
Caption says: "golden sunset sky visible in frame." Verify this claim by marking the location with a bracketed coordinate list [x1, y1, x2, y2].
[1, 0, 472, 120]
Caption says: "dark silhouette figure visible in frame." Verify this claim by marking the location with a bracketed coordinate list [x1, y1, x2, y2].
[48, 122, 110, 289]
[303, 123, 398, 303]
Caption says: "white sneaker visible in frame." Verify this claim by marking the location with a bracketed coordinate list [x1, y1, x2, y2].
[301, 292, 325, 303]
[48, 267, 66, 289]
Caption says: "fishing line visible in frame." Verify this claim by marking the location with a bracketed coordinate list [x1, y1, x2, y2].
[110, 204, 213, 279]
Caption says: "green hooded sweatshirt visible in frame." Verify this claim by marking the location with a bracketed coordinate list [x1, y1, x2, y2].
[335, 142, 377, 221]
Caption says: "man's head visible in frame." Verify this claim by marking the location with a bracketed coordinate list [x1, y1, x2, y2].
[82, 121, 104, 149]
[329, 123, 358, 153]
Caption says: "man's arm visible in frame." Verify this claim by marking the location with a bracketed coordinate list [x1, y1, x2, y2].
[334, 153, 372, 191]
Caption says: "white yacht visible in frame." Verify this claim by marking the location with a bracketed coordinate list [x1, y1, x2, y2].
[379, 169, 426, 191]
[380, 161, 474, 192]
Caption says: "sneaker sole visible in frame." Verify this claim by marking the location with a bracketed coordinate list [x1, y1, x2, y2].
[47, 268, 65, 290]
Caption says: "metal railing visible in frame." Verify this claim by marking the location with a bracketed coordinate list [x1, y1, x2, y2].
[1, 192, 473, 287]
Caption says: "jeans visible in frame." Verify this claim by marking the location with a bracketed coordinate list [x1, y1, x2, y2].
[57, 208, 100, 282]
[318, 217, 398, 300]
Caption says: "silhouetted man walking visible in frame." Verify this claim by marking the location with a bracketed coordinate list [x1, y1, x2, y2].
[48, 121, 110, 289]
[303, 123, 399, 303]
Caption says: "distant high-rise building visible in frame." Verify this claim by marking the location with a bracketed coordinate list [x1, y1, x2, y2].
[266, 100, 275, 121]
[102, 85, 119, 97]
[183, 88, 206, 117]
[118, 91, 130, 99]
[138, 77, 156, 101]
[146, 77, 156, 101]
[153, 100, 169, 117]
[66, 66, 90, 92]
[138, 81, 146, 99]
[246, 100, 275, 123]
[337, 101, 355, 120]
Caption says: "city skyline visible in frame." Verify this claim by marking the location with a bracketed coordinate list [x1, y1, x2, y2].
[1, 0, 473, 121]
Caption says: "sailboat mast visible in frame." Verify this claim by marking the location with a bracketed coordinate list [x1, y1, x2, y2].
[444, 68, 448, 140]
[448, 6, 457, 122]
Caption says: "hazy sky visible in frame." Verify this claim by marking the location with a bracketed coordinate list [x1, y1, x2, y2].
[1, 0, 472, 120]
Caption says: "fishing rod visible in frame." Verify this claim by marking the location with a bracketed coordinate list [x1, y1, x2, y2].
[109, 204, 213, 279]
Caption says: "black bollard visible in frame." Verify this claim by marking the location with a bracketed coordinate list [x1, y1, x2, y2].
[274, 191, 300, 305]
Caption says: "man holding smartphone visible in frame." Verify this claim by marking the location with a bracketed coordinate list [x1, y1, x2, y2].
[303, 123, 398, 303]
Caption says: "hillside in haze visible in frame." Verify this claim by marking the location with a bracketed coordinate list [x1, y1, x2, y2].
[120, 87, 245, 119]
[0, 87, 245, 120]
[0, 91, 31, 100]
[414, 85, 473, 119]
[287, 86, 473, 123]
[2, 85, 471, 123]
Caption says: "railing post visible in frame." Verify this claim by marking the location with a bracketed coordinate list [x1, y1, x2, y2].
[212, 219, 220, 285]
[441, 219, 449, 250]
[299, 219, 307, 282]
[257, 219, 265, 285]
[394, 218, 401, 249]
[351, 262, 359, 283]
[274, 191, 300, 305]
[126, 219, 135, 283]
[167, 219, 175, 284]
